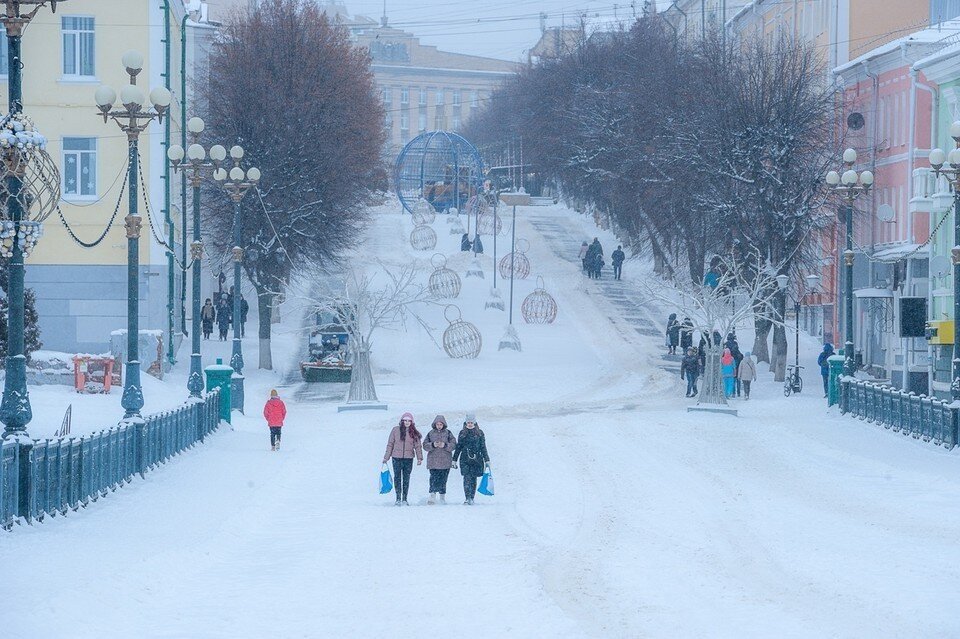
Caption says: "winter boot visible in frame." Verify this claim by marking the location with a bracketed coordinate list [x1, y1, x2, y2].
[395, 498, 402, 506]
[439, 494, 446, 504]
[274, 440, 280, 451]
[428, 493, 436, 505]
[402, 499, 410, 506]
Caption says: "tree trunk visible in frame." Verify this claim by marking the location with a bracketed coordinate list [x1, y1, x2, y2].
[753, 316, 771, 364]
[772, 322, 788, 383]
[698, 345, 727, 406]
[348, 341, 378, 402]
[257, 288, 273, 370]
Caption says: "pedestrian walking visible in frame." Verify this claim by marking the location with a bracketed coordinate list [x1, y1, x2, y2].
[666, 313, 680, 355]
[681, 346, 700, 397]
[817, 343, 835, 398]
[721, 348, 736, 398]
[263, 389, 286, 451]
[239, 295, 249, 338]
[737, 351, 757, 399]
[452, 413, 489, 505]
[216, 295, 231, 341]
[201, 298, 216, 340]
[461, 233, 472, 252]
[611, 245, 625, 280]
[578, 241, 589, 274]
[472, 234, 484, 255]
[423, 414, 457, 504]
[731, 344, 744, 397]
[382, 412, 423, 506]
[679, 317, 694, 350]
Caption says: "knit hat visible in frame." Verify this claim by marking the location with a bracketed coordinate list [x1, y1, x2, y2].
[401, 412, 414, 422]
[432, 414, 448, 428]
[270, 389, 278, 397]
[464, 412, 476, 423]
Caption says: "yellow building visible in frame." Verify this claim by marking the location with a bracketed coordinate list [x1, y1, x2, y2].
[0, 1, 199, 354]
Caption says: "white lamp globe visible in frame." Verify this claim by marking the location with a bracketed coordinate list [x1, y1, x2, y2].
[859, 170, 874, 186]
[121, 50, 144, 73]
[187, 117, 205, 134]
[120, 85, 144, 109]
[230, 145, 244, 160]
[841, 169, 858, 185]
[229, 166, 244, 181]
[806, 274, 821, 290]
[776, 274, 789, 290]
[246, 167, 261, 182]
[187, 143, 205, 161]
[930, 148, 947, 166]
[213, 168, 227, 181]
[951, 121, 960, 139]
[149, 87, 172, 109]
[949, 149, 960, 166]
[94, 85, 117, 108]
[826, 170, 840, 186]
[843, 148, 858, 164]
[167, 145, 185, 162]
[209, 145, 227, 162]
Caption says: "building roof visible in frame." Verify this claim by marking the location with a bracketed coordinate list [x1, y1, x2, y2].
[834, 20, 960, 75]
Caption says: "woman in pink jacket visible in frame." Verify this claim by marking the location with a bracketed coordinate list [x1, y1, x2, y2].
[382, 412, 422, 505]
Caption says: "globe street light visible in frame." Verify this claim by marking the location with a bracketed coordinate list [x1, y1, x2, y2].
[928, 121, 960, 399]
[95, 50, 171, 422]
[825, 148, 873, 377]
[167, 117, 226, 398]
[213, 146, 259, 412]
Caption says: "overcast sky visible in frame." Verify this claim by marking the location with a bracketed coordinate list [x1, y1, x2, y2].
[342, 0, 670, 61]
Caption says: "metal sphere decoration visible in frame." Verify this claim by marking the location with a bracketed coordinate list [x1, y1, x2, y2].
[428, 254, 462, 299]
[465, 194, 487, 218]
[499, 238, 531, 280]
[522, 276, 558, 324]
[442, 305, 482, 359]
[0, 113, 61, 228]
[412, 198, 436, 225]
[477, 209, 502, 236]
[410, 224, 437, 251]
[394, 131, 485, 215]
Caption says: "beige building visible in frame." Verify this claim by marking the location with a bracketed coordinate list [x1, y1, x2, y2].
[663, 0, 752, 40]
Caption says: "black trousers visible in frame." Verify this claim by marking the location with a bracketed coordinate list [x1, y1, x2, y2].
[463, 474, 478, 500]
[742, 381, 752, 398]
[613, 264, 622, 280]
[269, 427, 281, 446]
[429, 468, 451, 494]
[392, 458, 413, 501]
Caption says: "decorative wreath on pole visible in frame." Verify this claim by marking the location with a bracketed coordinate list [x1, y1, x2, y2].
[522, 276, 558, 324]
[410, 224, 437, 251]
[442, 304, 482, 359]
[499, 238, 531, 280]
[428, 253, 462, 299]
[412, 198, 436, 225]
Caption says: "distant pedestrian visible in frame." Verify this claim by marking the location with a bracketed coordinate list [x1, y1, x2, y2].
[216, 295, 231, 341]
[721, 348, 736, 398]
[201, 298, 216, 340]
[423, 414, 457, 505]
[578, 241, 589, 274]
[680, 317, 694, 350]
[612, 245, 625, 280]
[666, 313, 680, 355]
[818, 343, 835, 398]
[472, 234, 484, 255]
[586, 238, 603, 279]
[737, 351, 757, 400]
[239, 296, 249, 338]
[263, 389, 286, 451]
[731, 344, 744, 397]
[382, 412, 423, 506]
[681, 346, 701, 397]
[452, 413, 489, 505]
[461, 233, 471, 252]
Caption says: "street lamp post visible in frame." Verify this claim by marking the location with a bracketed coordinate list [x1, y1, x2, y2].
[167, 117, 226, 398]
[213, 147, 259, 413]
[776, 273, 821, 374]
[825, 148, 873, 378]
[95, 50, 172, 422]
[497, 189, 530, 351]
[928, 123, 960, 399]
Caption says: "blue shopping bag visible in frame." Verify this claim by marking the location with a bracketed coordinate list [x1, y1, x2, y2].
[478, 467, 494, 496]
[379, 464, 393, 495]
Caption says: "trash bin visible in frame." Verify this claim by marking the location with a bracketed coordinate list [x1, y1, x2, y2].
[204, 359, 234, 423]
[828, 353, 845, 407]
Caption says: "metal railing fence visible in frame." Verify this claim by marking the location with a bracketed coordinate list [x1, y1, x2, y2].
[839, 378, 957, 449]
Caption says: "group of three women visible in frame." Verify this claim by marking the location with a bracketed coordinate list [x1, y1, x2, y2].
[382, 412, 490, 505]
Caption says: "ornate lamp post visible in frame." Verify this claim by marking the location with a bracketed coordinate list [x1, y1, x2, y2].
[94, 50, 172, 421]
[825, 148, 873, 377]
[929, 123, 960, 399]
[213, 147, 259, 412]
[776, 273, 821, 375]
[167, 117, 226, 398]
[497, 189, 530, 351]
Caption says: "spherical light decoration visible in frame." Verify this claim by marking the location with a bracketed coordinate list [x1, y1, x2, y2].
[210, 145, 227, 162]
[394, 131, 484, 215]
[499, 252, 531, 280]
[521, 277, 558, 324]
[229, 166, 244, 181]
[0, 114, 60, 227]
[930, 148, 947, 166]
[412, 198, 436, 225]
[187, 117, 205, 134]
[119, 85, 145, 109]
[94, 85, 117, 109]
[442, 305, 482, 359]
[410, 224, 437, 251]
[122, 50, 145, 72]
[465, 194, 487, 219]
[428, 254, 461, 299]
[477, 209, 503, 236]
[842, 148, 857, 164]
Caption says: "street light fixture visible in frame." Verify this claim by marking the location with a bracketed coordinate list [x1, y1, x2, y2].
[825, 148, 873, 377]
[776, 273, 822, 384]
[928, 122, 960, 399]
[95, 50, 171, 422]
[213, 146, 260, 412]
[497, 189, 531, 351]
[167, 117, 226, 399]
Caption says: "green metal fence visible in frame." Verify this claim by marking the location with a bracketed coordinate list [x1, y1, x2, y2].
[839, 378, 957, 449]
[0, 390, 221, 529]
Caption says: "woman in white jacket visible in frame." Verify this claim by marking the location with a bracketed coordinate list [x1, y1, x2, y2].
[736, 351, 758, 400]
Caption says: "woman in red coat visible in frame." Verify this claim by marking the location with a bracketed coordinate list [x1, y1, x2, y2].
[263, 389, 287, 451]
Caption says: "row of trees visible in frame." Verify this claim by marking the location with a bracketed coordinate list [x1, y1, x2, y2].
[465, 19, 840, 377]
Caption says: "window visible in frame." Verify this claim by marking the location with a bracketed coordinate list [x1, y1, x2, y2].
[453, 89, 461, 106]
[452, 114, 461, 131]
[419, 87, 427, 106]
[62, 137, 97, 197]
[400, 112, 409, 130]
[418, 113, 426, 131]
[62, 16, 95, 78]
[0, 30, 7, 77]
[435, 88, 444, 106]
[400, 88, 409, 105]
[471, 90, 479, 108]
[434, 112, 444, 129]
[382, 87, 392, 106]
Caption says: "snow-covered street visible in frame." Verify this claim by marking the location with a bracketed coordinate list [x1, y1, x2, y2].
[3, 203, 960, 638]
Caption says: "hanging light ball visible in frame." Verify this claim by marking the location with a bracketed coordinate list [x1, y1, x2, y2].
[442, 305, 482, 359]
[477, 209, 502, 236]
[410, 224, 437, 251]
[522, 276, 558, 324]
[428, 254, 462, 299]
[499, 252, 531, 280]
[412, 198, 436, 225]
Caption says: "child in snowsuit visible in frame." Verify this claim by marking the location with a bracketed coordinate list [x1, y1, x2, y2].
[452, 413, 489, 505]
[263, 389, 286, 451]
[423, 414, 457, 504]
[721, 348, 736, 398]
[383, 412, 423, 505]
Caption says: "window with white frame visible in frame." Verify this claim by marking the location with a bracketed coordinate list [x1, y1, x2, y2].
[382, 87, 392, 106]
[452, 114, 461, 131]
[453, 89, 461, 106]
[400, 112, 409, 130]
[62, 16, 95, 78]
[400, 88, 409, 105]
[435, 88, 444, 106]
[471, 90, 479, 108]
[0, 30, 7, 77]
[63, 137, 97, 197]
[419, 87, 427, 106]
[418, 112, 426, 131]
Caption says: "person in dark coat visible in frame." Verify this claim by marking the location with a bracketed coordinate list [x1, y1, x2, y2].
[423, 414, 457, 504]
[697, 335, 707, 370]
[586, 238, 603, 279]
[216, 295, 231, 341]
[461, 233, 471, 251]
[731, 344, 744, 397]
[593, 253, 605, 279]
[666, 313, 680, 355]
[452, 413, 489, 505]
[239, 296, 249, 338]
[680, 347, 701, 397]
[472, 234, 484, 255]
[200, 298, 216, 340]
[611, 245, 625, 280]
[817, 343, 835, 398]
[679, 317, 694, 350]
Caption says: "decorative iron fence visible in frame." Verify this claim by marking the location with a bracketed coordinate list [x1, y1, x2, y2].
[839, 378, 957, 449]
[0, 390, 220, 529]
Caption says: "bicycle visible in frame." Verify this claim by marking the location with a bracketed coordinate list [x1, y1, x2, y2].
[784, 364, 804, 397]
